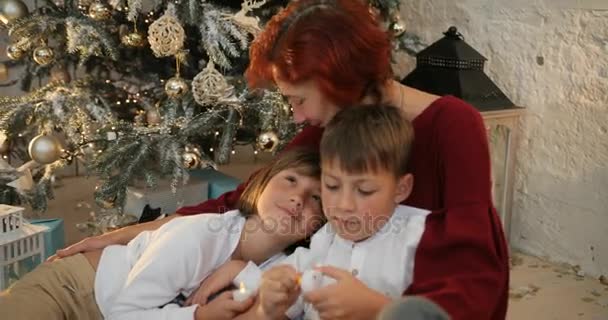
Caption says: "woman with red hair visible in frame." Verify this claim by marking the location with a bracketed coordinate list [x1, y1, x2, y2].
[56, 1, 509, 319]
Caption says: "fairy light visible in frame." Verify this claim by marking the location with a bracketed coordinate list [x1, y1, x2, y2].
[209, 148, 214, 152]
[116, 101, 121, 105]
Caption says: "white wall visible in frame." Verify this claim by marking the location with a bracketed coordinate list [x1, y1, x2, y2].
[398, 0, 608, 277]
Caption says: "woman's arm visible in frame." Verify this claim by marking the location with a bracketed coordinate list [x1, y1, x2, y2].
[50, 214, 179, 261]
[405, 101, 509, 320]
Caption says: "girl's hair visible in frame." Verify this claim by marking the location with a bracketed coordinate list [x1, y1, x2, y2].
[237, 147, 321, 217]
[246, 0, 392, 106]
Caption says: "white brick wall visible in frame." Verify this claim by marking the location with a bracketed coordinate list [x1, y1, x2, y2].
[398, 0, 608, 277]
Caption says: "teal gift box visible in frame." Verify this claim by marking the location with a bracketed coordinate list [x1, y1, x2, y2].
[191, 169, 241, 200]
[30, 218, 65, 259]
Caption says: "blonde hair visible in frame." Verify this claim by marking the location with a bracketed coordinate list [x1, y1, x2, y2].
[320, 104, 414, 176]
[237, 147, 321, 216]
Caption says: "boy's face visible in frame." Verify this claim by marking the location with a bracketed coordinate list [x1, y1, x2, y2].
[321, 160, 413, 242]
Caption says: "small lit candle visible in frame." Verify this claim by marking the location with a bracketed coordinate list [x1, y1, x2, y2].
[299, 269, 323, 293]
[232, 282, 252, 302]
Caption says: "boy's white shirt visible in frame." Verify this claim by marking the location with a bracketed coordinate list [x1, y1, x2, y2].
[94, 210, 286, 320]
[234, 205, 431, 320]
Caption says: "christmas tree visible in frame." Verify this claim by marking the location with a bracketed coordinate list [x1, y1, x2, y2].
[0, 0, 424, 227]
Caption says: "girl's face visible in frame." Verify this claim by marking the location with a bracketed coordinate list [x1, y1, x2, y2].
[273, 68, 341, 127]
[256, 167, 324, 242]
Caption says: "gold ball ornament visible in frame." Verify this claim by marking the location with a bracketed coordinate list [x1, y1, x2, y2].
[146, 109, 162, 126]
[164, 77, 188, 98]
[121, 32, 147, 48]
[88, 2, 111, 21]
[182, 150, 201, 169]
[6, 44, 25, 60]
[0, 62, 8, 82]
[0, 138, 10, 154]
[391, 14, 406, 37]
[0, 0, 29, 25]
[257, 131, 279, 153]
[28, 134, 62, 164]
[50, 66, 71, 83]
[32, 45, 54, 66]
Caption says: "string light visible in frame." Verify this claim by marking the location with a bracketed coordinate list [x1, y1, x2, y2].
[231, 150, 236, 154]
[209, 148, 214, 152]
[116, 101, 121, 105]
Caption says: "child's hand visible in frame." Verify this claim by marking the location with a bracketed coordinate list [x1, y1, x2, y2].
[194, 291, 253, 320]
[258, 265, 300, 319]
[186, 260, 248, 306]
[303, 266, 391, 320]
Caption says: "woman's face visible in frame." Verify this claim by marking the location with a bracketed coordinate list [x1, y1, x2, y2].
[256, 167, 324, 242]
[273, 68, 341, 127]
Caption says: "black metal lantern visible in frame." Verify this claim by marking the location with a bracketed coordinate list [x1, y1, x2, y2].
[402, 26, 515, 111]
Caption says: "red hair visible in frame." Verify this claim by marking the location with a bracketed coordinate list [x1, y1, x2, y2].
[246, 0, 392, 107]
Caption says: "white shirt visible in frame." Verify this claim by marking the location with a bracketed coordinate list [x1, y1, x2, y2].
[94, 210, 285, 320]
[235, 205, 431, 320]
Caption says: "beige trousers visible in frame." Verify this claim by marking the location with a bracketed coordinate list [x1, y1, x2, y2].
[0, 253, 103, 320]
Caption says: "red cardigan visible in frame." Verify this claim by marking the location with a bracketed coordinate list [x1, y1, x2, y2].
[177, 96, 509, 320]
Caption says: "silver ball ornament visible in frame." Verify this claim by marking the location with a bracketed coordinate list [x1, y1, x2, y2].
[32, 45, 55, 66]
[88, 2, 111, 20]
[0, 0, 29, 25]
[28, 134, 62, 164]
[164, 77, 188, 98]
[257, 131, 279, 153]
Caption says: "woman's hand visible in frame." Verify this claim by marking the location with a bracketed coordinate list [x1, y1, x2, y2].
[304, 266, 391, 320]
[48, 215, 178, 262]
[186, 260, 248, 306]
[48, 233, 117, 261]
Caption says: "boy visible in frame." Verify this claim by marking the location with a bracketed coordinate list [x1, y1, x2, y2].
[233, 104, 446, 320]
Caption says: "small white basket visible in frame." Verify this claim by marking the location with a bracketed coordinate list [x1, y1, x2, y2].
[0, 205, 47, 291]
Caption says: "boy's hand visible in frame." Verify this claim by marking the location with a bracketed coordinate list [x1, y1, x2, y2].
[194, 291, 253, 320]
[304, 266, 391, 320]
[258, 265, 300, 319]
[186, 260, 248, 306]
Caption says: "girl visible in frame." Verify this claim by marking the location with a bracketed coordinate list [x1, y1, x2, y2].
[0, 148, 325, 320]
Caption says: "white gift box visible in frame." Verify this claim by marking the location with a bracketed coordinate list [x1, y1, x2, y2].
[0, 204, 47, 290]
[123, 178, 209, 219]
